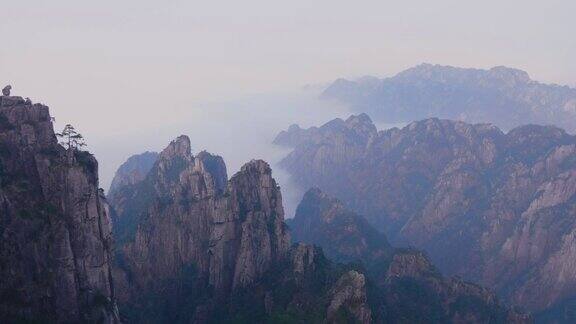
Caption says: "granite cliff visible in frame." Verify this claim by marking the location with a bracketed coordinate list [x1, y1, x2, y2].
[276, 114, 576, 318]
[290, 188, 529, 323]
[109, 137, 374, 322]
[108, 151, 158, 197]
[0, 87, 536, 323]
[109, 140, 528, 322]
[0, 93, 119, 322]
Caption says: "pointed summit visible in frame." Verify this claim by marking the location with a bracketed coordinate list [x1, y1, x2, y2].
[159, 135, 191, 160]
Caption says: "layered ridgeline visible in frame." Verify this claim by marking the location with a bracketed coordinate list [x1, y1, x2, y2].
[110, 137, 529, 323]
[109, 136, 375, 323]
[290, 188, 529, 323]
[0, 88, 530, 323]
[275, 113, 576, 318]
[322, 64, 576, 132]
[0, 94, 120, 322]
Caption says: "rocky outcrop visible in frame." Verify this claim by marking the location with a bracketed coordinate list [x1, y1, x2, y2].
[107, 151, 158, 219]
[327, 271, 371, 324]
[108, 151, 158, 196]
[322, 63, 576, 132]
[290, 187, 391, 265]
[110, 136, 290, 320]
[0, 93, 377, 323]
[2, 85, 11, 96]
[276, 114, 576, 315]
[0, 94, 119, 322]
[381, 249, 530, 324]
[109, 140, 381, 323]
[291, 188, 529, 323]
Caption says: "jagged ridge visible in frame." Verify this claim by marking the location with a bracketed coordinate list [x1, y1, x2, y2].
[276, 113, 576, 317]
[0, 93, 119, 322]
[290, 188, 529, 323]
[322, 63, 576, 132]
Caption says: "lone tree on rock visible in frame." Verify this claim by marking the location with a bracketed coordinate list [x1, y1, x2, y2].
[56, 124, 86, 150]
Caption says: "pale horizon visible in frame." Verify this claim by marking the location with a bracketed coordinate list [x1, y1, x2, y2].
[2, 0, 575, 211]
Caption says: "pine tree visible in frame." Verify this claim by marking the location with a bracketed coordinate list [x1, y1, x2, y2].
[56, 124, 86, 150]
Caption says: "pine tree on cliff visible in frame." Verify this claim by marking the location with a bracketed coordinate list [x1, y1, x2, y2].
[56, 124, 86, 150]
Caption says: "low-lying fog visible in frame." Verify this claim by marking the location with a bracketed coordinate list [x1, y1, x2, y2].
[81, 88, 350, 218]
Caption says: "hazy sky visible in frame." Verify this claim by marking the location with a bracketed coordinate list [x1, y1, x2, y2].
[1, 0, 575, 213]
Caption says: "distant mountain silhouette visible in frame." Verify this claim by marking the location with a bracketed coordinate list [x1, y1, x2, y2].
[276, 114, 576, 319]
[322, 63, 576, 132]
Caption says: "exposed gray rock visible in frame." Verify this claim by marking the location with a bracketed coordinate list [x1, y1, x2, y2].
[322, 63, 576, 132]
[108, 151, 158, 197]
[327, 271, 371, 324]
[290, 243, 319, 274]
[111, 138, 290, 313]
[0, 97, 119, 322]
[290, 187, 392, 264]
[276, 114, 576, 314]
[2, 85, 11, 96]
[292, 188, 530, 323]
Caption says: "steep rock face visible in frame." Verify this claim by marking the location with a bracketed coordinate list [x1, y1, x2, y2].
[290, 188, 529, 323]
[380, 250, 529, 324]
[109, 144, 376, 323]
[222, 242, 375, 324]
[210, 158, 289, 292]
[0, 94, 119, 322]
[108, 151, 158, 197]
[322, 63, 576, 132]
[276, 115, 576, 313]
[274, 114, 378, 205]
[290, 187, 392, 264]
[327, 270, 371, 324]
[110, 136, 290, 319]
[107, 151, 158, 218]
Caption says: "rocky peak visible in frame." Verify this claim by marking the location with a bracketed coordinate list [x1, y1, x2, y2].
[108, 151, 158, 196]
[385, 249, 440, 280]
[273, 123, 319, 147]
[395, 63, 533, 87]
[489, 66, 531, 85]
[290, 189, 529, 323]
[0, 86, 36, 109]
[296, 187, 345, 222]
[229, 159, 281, 214]
[276, 113, 576, 316]
[158, 134, 191, 160]
[0, 93, 119, 322]
[291, 187, 391, 265]
[344, 113, 377, 138]
[221, 159, 290, 289]
[111, 143, 289, 318]
[321, 63, 576, 132]
[195, 151, 228, 192]
[147, 135, 198, 190]
[394, 62, 442, 80]
[506, 124, 570, 147]
[288, 123, 301, 132]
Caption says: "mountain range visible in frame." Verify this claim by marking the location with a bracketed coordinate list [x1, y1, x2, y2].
[290, 188, 528, 323]
[322, 64, 576, 132]
[275, 113, 576, 320]
[107, 133, 529, 323]
[1, 91, 532, 323]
